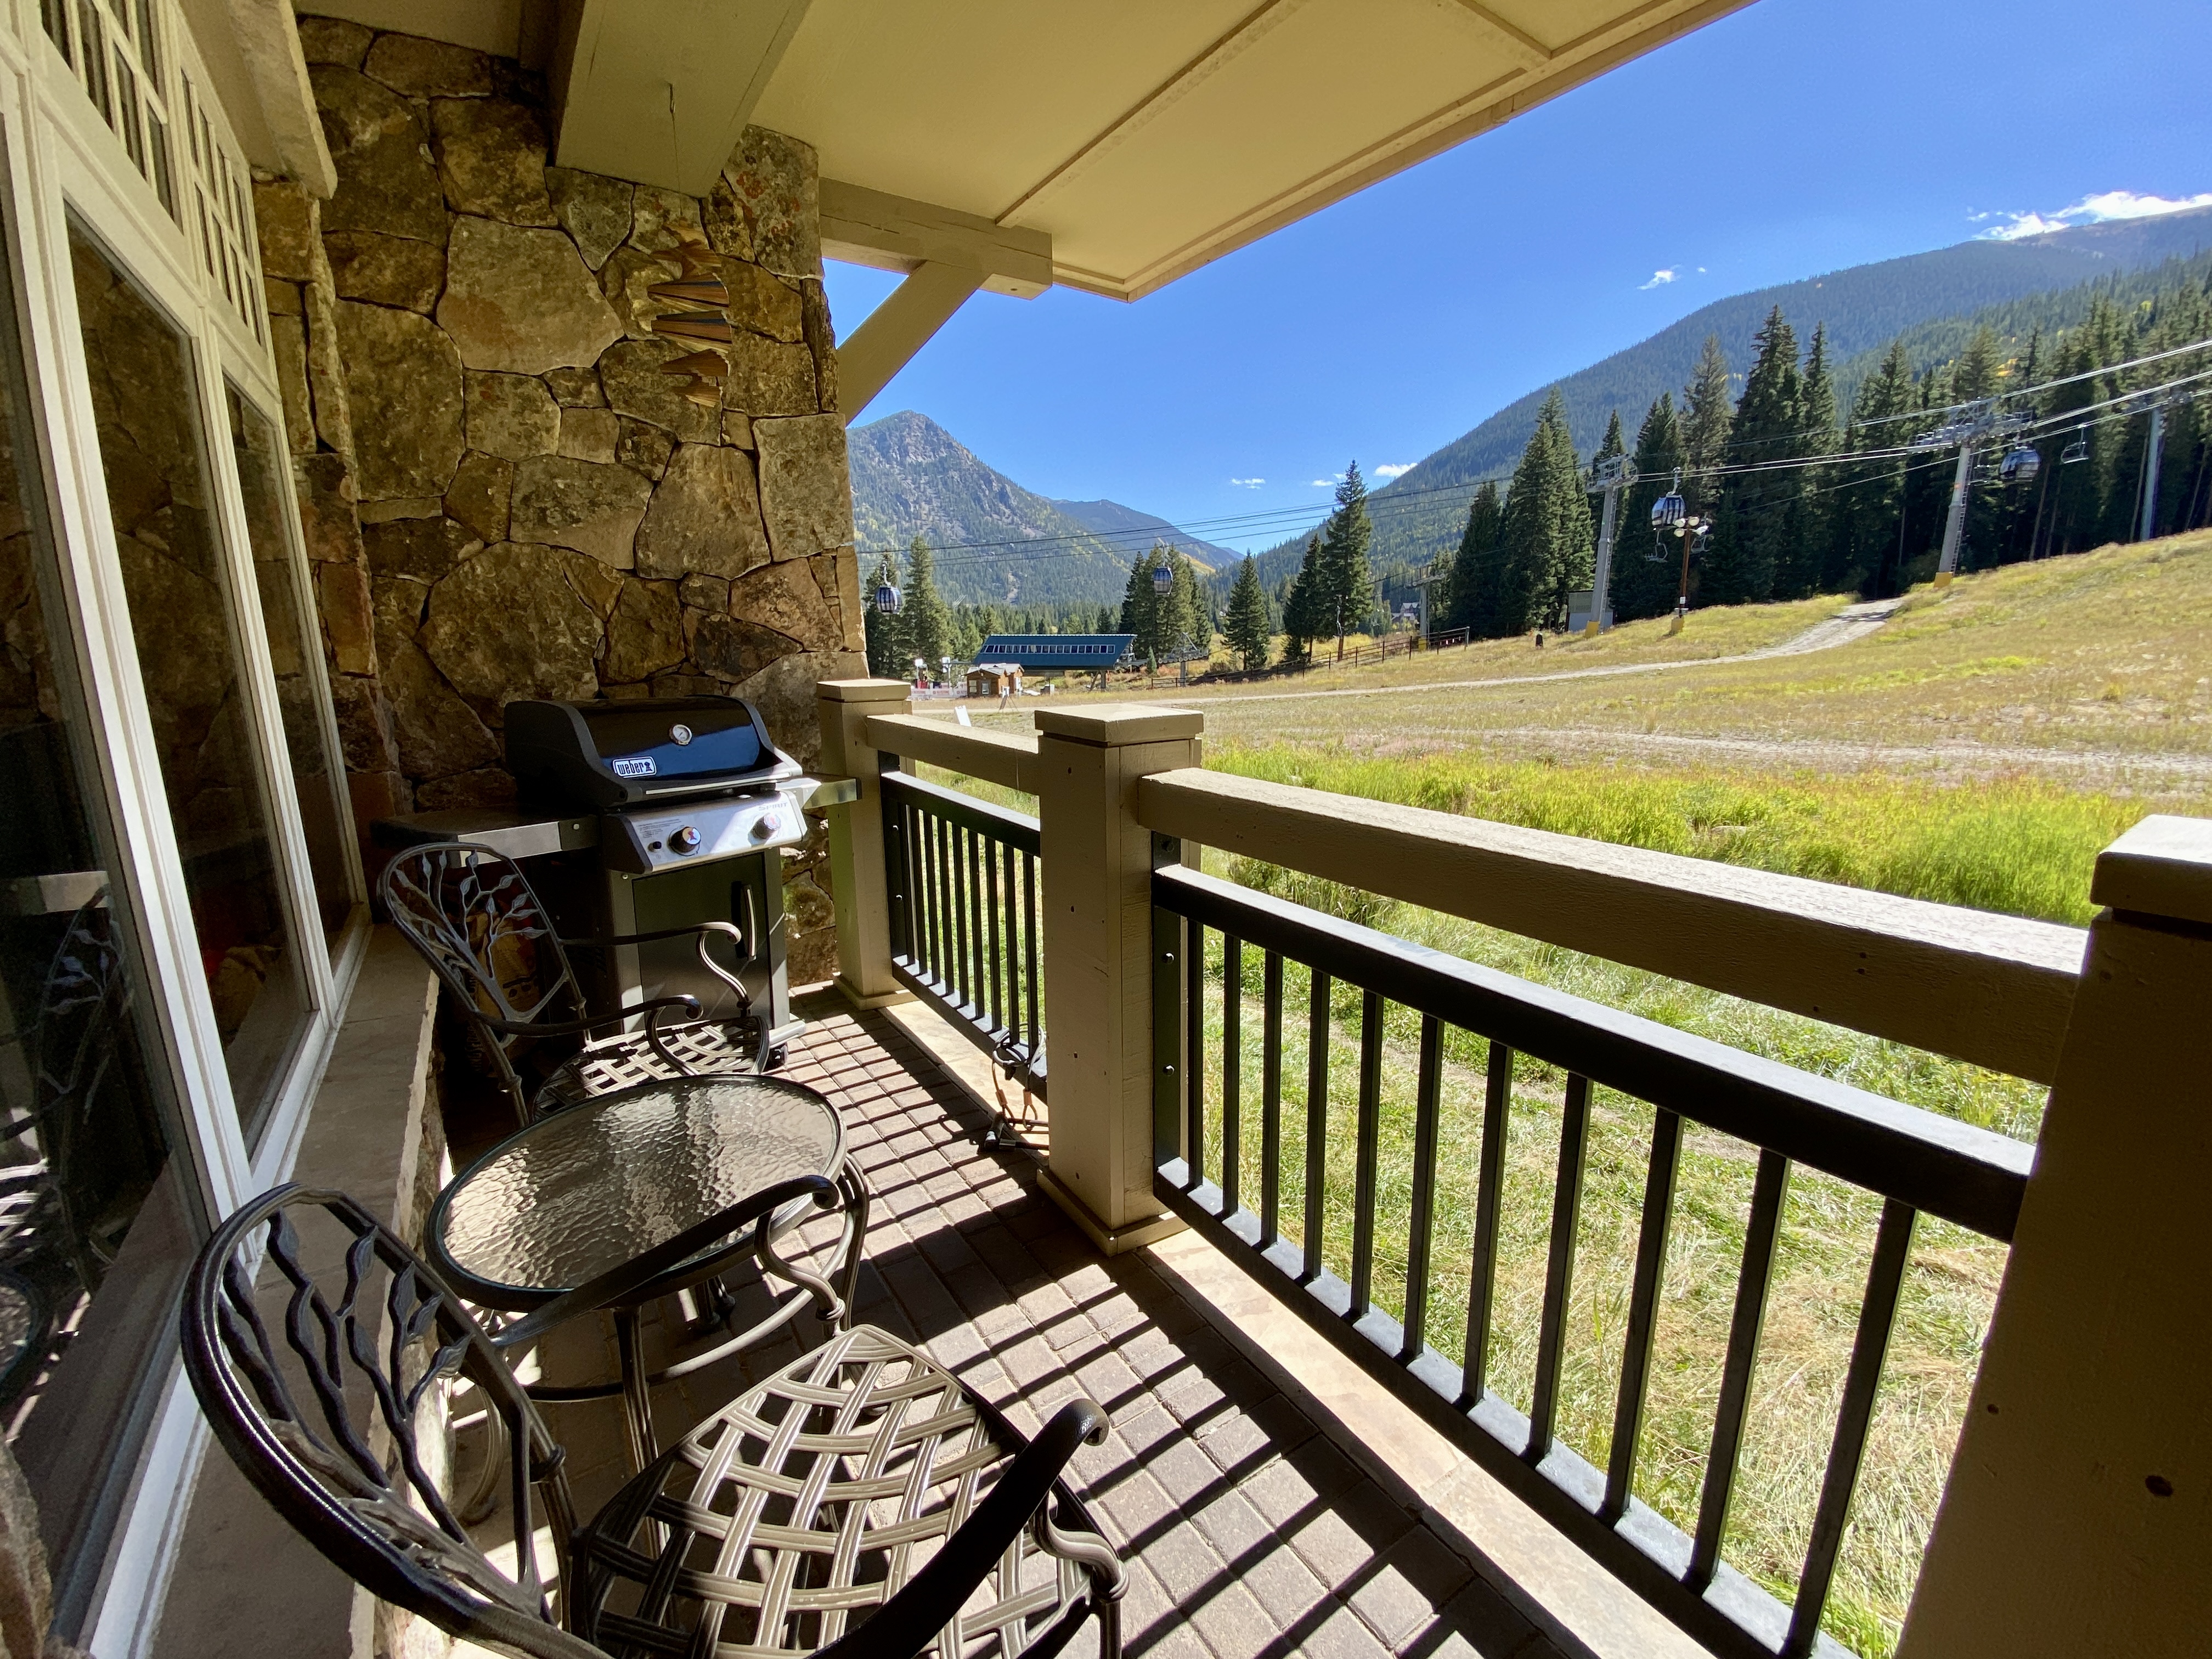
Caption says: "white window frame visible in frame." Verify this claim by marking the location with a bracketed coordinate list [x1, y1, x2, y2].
[0, 0, 373, 1641]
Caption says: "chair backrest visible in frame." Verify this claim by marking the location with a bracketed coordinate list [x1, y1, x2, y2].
[180, 1183, 603, 1659]
[1, 893, 140, 1292]
[380, 844, 583, 1122]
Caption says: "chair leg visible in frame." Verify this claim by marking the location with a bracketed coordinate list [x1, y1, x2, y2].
[833, 1164, 871, 1333]
[613, 1309, 658, 1472]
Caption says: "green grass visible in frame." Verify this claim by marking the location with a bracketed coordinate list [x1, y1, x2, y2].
[1206, 742, 2143, 926]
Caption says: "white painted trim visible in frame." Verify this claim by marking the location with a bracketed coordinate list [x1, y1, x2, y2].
[80, 1363, 210, 1659]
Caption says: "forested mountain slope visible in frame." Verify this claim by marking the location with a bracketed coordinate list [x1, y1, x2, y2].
[1251, 207, 2212, 585]
[847, 410, 1232, 605]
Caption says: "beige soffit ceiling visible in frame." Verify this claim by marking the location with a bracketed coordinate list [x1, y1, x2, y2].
[286, 0, 1756, 302]
[757, 0, 1757, 301]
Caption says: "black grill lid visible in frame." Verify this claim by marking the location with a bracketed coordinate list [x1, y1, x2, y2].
[505, 696, 800, 809]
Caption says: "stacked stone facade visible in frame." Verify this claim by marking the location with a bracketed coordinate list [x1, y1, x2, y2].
[257, 18, 862, 980]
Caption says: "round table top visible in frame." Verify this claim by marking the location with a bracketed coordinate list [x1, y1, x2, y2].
[433, 1073, 843, 1306]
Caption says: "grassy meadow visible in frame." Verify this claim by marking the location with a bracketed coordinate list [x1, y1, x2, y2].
[909, 533, 2212, 1656]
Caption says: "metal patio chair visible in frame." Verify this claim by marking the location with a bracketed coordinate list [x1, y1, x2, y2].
[182, 1184, 1124, 1659]
[380, 842, 777, 1129]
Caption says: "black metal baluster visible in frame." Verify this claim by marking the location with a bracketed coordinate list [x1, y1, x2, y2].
[983, 832, 1002, 1037]
[978, 832, 995, 1026]
[1185, 922, 1205, 1186]
[1222, 935, 1243, 1215]
[998, 836, 1016, 1043]
[977, 827, 996, 1030]
[882, 776, 910, 961]
[911, 814, 929, 982]
[1526, 1073, 1592, 1463]
[1260, 951, 1284, 1248]
[1784, 1199, 1916, 1658]
[1300, 969, 1331, 1283]
[1689, 1148, 1791, 1591]
[1400, 1015, 1443, 1363]
[1348, 989, 1384, 1319]
[1603, 1107, 1684, 1522]
[957, 824, 975, 1013]
[1460, 1041, 1513, 1406]
[1022, 850, 1040, 1057]
[930, 811, 950, 991]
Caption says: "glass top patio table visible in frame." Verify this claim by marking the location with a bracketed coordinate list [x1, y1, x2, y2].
[430, 1073, 844, 1308]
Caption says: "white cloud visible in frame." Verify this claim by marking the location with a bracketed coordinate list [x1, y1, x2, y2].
[1310, 478, 1336, 488]
[1373, 463, 1415, 478]
[1982, 190, 2212, 241]
[1228, 476, 1265, 488]
[1640, 268, 1678, 290]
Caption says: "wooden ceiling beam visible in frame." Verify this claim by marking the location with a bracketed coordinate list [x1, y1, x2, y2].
[820, 180, 1054, 298]
[549, 0, 811, 195]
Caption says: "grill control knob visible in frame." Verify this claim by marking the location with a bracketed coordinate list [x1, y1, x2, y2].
[672, 825, 702, 854]
[750, 813, 781, 843]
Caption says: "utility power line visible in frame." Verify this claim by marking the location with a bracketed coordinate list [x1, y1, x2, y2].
[866, 341, 2212, 577]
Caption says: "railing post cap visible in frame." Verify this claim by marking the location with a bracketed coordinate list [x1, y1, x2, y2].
[1034, 704, 1203, 746]
[819, 678, 915, 703]
[2090, 813, 2212, 926]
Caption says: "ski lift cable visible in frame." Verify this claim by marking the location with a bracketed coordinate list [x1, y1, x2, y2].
[866, 352, 2212, 571]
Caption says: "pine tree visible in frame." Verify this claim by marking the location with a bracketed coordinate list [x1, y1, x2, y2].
[1222, 555, 1271, 671]
[863, 552, 903, 677]
[1791, 323, 1838, 597]
[1680, 334, 1735, 519]
[1844, 341, 1917, 594]
[900, 535, 950, 678]
[1496, 391, 1590, 632]
[1448, 482, 1505, 635]
[1119, 546, 1169, 661]
[1615, 393, 1685, 621]
[1954, 325, 2004, 401]
[1317, 462, 1376, 657]
[1708, 307, 1801, 606]
[1281, 535, 1325, 664]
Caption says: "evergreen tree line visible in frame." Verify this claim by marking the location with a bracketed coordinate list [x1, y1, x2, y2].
[1436, 267, 2212, 634]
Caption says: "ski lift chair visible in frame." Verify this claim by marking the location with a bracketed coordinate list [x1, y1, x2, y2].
[180, 1184, 1126, 1659]
[380, 843, 776, 1130]
[2000, 445, 2041, 484]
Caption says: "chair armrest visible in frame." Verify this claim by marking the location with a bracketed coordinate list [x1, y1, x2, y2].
[814, 1399, 1112, 1659]
[488, 1173, 839, 1347]
[470, 995, 702, 1039]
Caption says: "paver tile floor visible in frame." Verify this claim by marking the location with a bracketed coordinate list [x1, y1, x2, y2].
[467, 989, 1567, 1659]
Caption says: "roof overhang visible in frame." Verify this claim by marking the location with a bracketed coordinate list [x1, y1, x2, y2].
[289, 0, 1755, 303]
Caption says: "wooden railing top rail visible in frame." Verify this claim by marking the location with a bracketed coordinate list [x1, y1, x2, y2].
[863, 713, 1040, 793]
[1136, 766, 2086, 1084]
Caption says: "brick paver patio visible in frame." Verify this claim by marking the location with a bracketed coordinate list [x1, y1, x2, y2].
[494, 989, 1570, 1659]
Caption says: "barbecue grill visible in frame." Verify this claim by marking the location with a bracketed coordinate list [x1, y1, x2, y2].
[374, 695, 845, 1067]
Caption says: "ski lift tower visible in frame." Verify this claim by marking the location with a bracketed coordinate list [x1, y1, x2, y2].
[1410, 561, 1449, 643]
[1583, 454, 1637, 636]
[1932, 399, 1997, 586]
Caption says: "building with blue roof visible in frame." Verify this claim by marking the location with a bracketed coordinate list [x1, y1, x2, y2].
[974, 634, 1135, 672]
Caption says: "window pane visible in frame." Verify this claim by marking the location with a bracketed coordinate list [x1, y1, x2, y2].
[69, 224, 308, 1143]
[0, 219, 191, 1626]
[226, 386, 351, 951]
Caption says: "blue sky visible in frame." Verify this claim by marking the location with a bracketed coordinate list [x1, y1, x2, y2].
[826, 0, 2212, 552]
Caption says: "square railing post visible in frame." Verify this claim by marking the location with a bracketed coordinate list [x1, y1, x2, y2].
[817, 678, 915, 1010]
[1033, 704, 1203, 1255]
[1899, 814, 2212, 1657]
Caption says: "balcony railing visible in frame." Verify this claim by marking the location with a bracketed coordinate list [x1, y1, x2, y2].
[879, 764, 1046, 1098]
[1150, 862, 2030, 1659]
[816, 678, 2212, 1659]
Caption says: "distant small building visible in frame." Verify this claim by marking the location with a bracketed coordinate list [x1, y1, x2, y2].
[974, 634, 1135, 673]
[965, 662, 1024, 698]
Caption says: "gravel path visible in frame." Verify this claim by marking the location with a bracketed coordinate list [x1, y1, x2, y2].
[1167, 599, 1906, 707]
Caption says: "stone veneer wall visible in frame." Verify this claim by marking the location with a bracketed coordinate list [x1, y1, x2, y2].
[254, 17, 862, 981]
